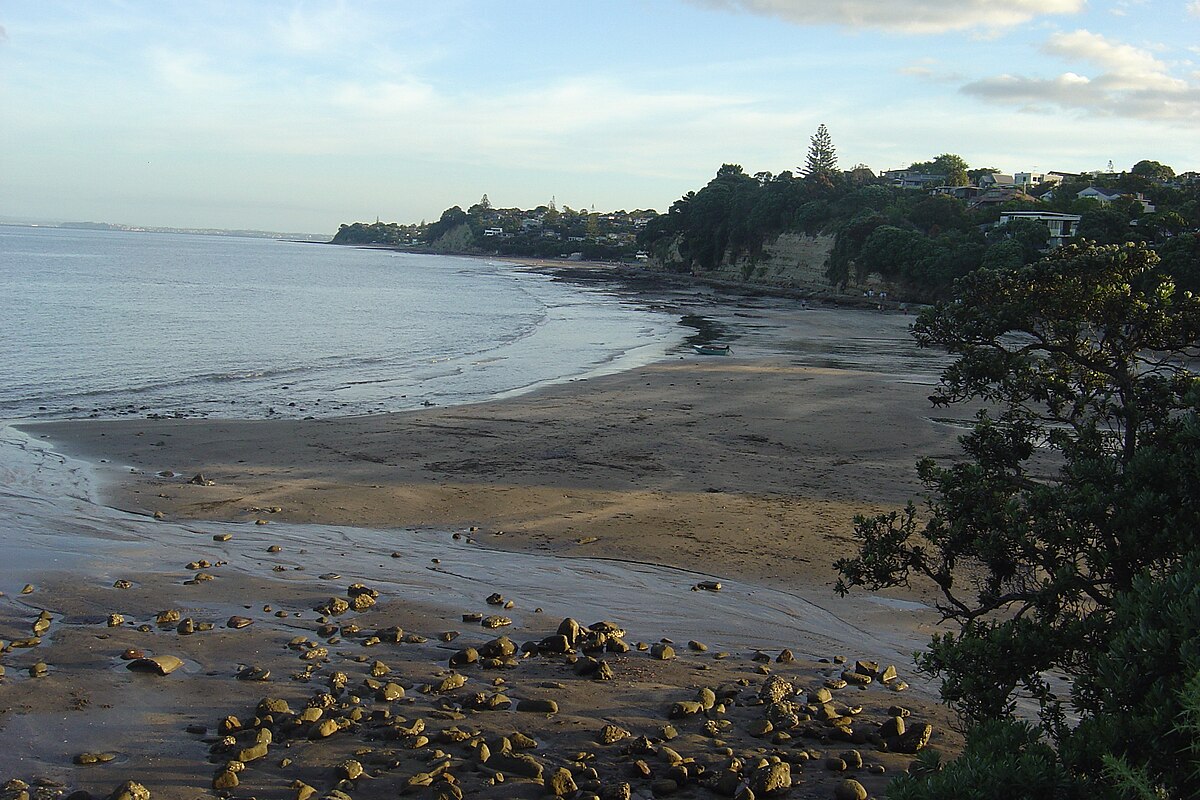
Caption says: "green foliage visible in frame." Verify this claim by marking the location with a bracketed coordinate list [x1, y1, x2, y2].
[1130, 159, 1175, 182]
[330, 221, 412, 245]
[842, 242, 1200, 800]
[836, 242, 1200, 728]
[423, 206, 470, 245]
[802, 123, 838, 182]
[909, 153, 970, 187]
[1066, 553, 1200, 799]
[888, 719, 1074, 800]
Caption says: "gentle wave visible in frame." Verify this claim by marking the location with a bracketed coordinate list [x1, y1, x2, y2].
[0, 228, 684, 420]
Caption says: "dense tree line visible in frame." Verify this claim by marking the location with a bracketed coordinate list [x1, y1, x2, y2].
[638, 144, 1200, 300]
[838, 242, 1200, 798]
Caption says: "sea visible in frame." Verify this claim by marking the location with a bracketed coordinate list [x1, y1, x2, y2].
[0, 226, 683, 421]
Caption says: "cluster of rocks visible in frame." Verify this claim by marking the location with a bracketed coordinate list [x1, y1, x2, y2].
[2, 566, 946, 800]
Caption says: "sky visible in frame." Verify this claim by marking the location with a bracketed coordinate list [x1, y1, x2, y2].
[1, 1, 1198, 234]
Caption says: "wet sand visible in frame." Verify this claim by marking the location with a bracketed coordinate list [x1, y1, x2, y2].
[1, 292, 971, 799]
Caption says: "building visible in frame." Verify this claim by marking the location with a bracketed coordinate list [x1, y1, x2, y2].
[998, 211, 1082, 248]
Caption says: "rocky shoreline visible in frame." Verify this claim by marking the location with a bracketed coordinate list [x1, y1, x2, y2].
[1, 555, 954, 800]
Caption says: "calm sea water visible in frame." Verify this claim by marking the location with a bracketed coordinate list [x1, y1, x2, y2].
[0, 227, 682, 420]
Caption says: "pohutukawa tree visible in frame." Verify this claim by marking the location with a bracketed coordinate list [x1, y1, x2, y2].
[835, 241, 1200, 732]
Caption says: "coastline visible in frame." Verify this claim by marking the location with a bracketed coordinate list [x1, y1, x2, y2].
[2, 291, 970, 798]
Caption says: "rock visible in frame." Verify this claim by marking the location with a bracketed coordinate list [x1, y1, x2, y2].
[189, 473, 214, 485]
[809, 687, 833, 704]
[546, 768, 578, 797]
[338, 759, 364, 780]
[481, 615, 512, 629]
[879, 716, 905, 738]
[517, 698, 559, 713]
[155, 609, 180, 625]
[351, 593, 376, 612]
[834, 778, 868, 800]
[106, 783, 150, 800]
[212, 771, 239, 790]
[212, 533, 232, 542]
[73, 752, 118, 765]
[127, 655, 184, 675]
[776, 649, 795, 663]
[309, 719, 339, 739]
[599, 724, 630, 745]
[759, 674, 794, 703]
[840, 750, 863, 769]
[650, 643, 675, 660]
[854, 659, 878, 676]
[688, 640, 708, 652]
[113, 579, 133, 589]
[894, 722, 932, 754]
[433, 673, 467, 693]
[842, 670, 871, 686]
[669, 701, 704, 718]
[317, 597, 350, 616]
[600, 783, 633, 800]
[227, 616, 254, 629]
[29, 662, 48, 678]
[488, 752, 544, 780]
[539, 634, 572, 654]
[696, 580, 722, 591]
[750, 761, 791, 795]
[236, 666, 271, 681]
[486, 592, 506, 605]
[107, 614, 125, 627]
[878, 664, 898, 683]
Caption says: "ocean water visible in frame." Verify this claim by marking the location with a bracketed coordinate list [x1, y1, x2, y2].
[0, 227, 682, 420]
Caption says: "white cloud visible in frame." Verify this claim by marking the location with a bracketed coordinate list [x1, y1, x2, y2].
[961, 30, 1200, 122]
[686, 0, 1083, 33]
[1190, 1, 1200, 17]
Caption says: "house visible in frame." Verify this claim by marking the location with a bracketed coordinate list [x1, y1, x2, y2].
[978, 173, 1015, 189]
[1077, 187, 1156, 213]
[1077, 186, 1124, 205]
[969, 186, 1034, 209]
[997, 211, 1082, 248]
[882, 169, 947, 189]
[483, 227, 504, 237]
[1013, 172, 1058, 189]
[932, 185, 980, 201]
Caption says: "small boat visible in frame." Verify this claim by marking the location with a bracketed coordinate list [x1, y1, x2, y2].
[692, 343, 732, 355]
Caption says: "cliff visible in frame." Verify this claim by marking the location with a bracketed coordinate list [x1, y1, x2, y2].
[653, 232, 841, 291]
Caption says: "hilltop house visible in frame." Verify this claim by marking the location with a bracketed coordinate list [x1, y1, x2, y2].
[882, 169, 947, 189]
[997, 211, 1082, 248]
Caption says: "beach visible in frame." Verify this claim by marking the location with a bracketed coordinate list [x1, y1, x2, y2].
[2, 280, 970, 799]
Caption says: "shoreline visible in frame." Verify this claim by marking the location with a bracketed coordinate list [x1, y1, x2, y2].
[2, 292, 970, 798]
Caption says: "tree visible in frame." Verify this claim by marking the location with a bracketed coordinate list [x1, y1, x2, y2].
[802, 124, 838, 182]
[909, 154, 969, 187]
[1129, 159, 1175, 182]
[836, 242, 1200, 729]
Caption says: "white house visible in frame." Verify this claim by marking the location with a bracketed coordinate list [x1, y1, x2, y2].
[998, 211, 1082, 248]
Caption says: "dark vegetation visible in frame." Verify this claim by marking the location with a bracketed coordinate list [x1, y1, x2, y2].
[332, 195, 654, 262]
[638, 146, 1200, 301]
[836, 241, 1200, 798]
[332, 128, 1198, 306]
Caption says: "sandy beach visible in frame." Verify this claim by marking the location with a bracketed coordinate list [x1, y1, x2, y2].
[2, 279, 971, 799]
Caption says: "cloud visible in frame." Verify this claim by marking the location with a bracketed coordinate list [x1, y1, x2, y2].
[686, 0, 1083, 33]
[961, 30, 1200, 122]
[0, 25, 7, 43]
[1190, 1, 1200, 17]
